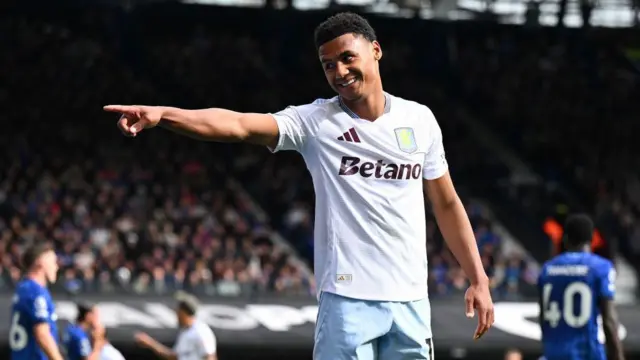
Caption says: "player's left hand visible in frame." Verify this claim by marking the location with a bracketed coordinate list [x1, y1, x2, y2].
[464, 281, 494, 340]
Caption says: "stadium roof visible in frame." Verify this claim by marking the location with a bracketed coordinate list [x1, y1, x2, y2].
[182, 0, 637, 28]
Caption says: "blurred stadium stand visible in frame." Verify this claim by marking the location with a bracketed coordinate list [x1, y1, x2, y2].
[1, 0, 640, 359]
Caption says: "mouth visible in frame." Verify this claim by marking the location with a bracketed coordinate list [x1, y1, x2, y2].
[336, 77, 359, 89]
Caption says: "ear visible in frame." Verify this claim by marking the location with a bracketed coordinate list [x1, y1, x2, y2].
[372, 40, 383, 61]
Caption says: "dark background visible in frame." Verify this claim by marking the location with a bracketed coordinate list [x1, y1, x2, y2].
[2, 0, 640, 359]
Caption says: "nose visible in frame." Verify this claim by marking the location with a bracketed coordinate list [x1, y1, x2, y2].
[335, 62, 350, 79]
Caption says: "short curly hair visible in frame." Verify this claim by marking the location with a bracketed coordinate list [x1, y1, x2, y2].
[564, 214, 594, 248]
[314, 12, 377, 49]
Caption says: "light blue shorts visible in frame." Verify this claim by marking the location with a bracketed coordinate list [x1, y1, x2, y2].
[314, 291, 435, 360]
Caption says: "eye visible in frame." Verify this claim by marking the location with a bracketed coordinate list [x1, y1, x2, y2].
[324, 63, 335, 70]
[343, 55, 355, 63]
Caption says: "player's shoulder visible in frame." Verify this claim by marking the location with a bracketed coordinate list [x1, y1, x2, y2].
[542, 252, 612, 273]
[587, 252, 613, 265]
[279, 97, 340, 120]
[540, 257, 555, 275]
[571, 252, 613, 270]
[194, 320, 215, 336]
[541, 251, 565, 267]
[66, 324, 84, 337]
[388, 94, 436, 117]
[64, 325, 80, 342]
[586, 253, 614, 272]
[540, 253, 571, 274]
[14, 279, 46, 299]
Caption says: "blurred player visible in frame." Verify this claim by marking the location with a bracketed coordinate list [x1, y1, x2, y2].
[63, 303, 106, 360]
[135, 291, 217, 360]
[104, 12, 493, 360]
[10, 242, 64, 360]
[99, 334, 126, 360]
[538, 214, 625, 360]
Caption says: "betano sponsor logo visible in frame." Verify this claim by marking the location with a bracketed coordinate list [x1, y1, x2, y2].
[338, 156, 422, 180]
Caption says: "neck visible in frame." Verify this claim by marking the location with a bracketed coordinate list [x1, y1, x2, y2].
[181, 316, 195, 328]
[342, 85, 385, 121]
[566, 244, 591, 253]
[27, 272, 47, 287]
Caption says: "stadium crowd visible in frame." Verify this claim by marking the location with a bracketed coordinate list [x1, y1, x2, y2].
[452, 27, 640, 271]
[0, 5, 547, 300]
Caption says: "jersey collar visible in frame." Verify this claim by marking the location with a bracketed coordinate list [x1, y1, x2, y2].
[338, 92, 391, 119]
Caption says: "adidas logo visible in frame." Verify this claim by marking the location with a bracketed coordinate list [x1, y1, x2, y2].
[337, 128, 361, 143]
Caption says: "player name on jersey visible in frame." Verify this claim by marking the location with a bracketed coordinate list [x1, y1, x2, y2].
[546, 265, 589, 276]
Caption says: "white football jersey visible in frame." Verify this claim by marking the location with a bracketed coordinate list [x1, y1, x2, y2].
[173, 320, 217, 360]
[270, 93, 448, 302]
[100, 343, 126, 360]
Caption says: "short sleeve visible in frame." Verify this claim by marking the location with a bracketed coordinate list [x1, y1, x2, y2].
[422, 109, 448, 180]
[196, 326, 217, 356]
[25, 293, 49, 325]
[598, 261, 616, 300]
[268, 106, 308, 153]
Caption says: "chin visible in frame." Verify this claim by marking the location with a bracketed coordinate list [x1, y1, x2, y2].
[338, 90, 364, 102]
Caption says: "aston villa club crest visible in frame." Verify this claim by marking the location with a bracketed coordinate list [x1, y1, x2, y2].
[394, 127, 417, 154]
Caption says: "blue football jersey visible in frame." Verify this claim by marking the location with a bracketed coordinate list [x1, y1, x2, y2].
[538, 252, 616, 360]
[10, 278, 59, 360]
[63, 324, 92, 360]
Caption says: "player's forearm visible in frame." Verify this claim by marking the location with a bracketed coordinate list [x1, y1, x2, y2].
[146, 338, 178, 360]
[35, 332, 64, 360]
[604, 318, 625, 360]
[433, 198, 488, 285]
[158, 107, 248, 142]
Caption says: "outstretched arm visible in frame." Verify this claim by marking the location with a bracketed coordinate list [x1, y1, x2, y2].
[135, 332, 177, 360]
[104, 105, 279, 147]
[158, 107, 278, 146]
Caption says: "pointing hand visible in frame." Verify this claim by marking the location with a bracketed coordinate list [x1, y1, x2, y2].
[103, 105, 164, 137]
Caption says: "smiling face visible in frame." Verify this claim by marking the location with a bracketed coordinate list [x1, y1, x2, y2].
[318, 33, 382, 102]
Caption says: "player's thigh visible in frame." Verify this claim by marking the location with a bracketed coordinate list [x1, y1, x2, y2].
[378, 298, 434, 360]
[314, 291, 391, 360]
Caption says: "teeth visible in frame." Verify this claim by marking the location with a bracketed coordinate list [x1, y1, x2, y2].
[340, 79, 356, 87]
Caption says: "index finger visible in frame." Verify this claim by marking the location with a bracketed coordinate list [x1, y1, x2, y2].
[103, 105, 135, 114]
